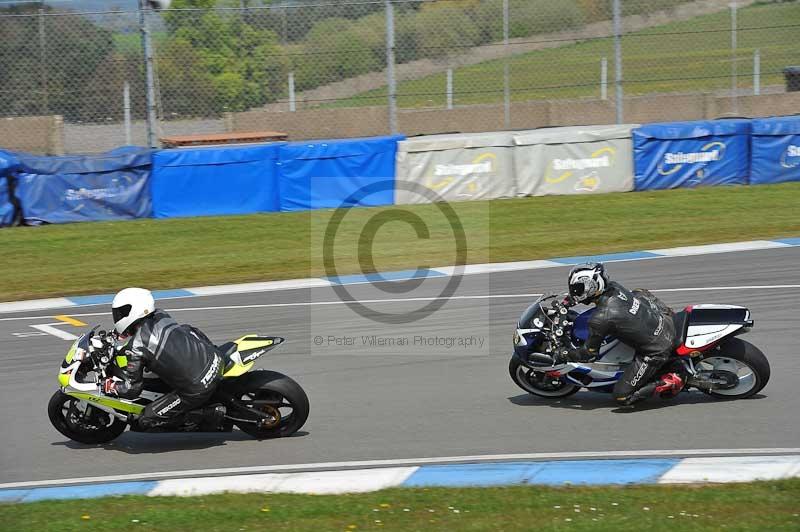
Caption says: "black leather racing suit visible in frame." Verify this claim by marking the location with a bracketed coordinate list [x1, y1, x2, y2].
[115, 309, 224, 430]
[566, 282, 676, 403]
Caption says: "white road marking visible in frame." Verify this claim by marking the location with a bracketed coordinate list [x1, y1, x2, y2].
[2, 448, 799, 490]
[29, 323, 79, 341]
[652, 284, 800, 293]
[11, 331, 48, 338]
[1, 284, 800, 323]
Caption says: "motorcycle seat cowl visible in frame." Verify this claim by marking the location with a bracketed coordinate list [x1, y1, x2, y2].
[217, 341, 238, 358]
[672, 310, 690, 348]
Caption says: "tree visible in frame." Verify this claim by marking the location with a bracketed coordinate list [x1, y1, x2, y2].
[295, 17, 381, 91]
[0, 5, 115, 121]
[159, 0, 288, 114]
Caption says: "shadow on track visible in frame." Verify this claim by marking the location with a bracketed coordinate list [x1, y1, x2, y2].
[508, 391, 766, 413]
[51, 430, 309, 454]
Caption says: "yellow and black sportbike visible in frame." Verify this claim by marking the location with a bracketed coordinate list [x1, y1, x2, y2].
[49, 327, 309, 444]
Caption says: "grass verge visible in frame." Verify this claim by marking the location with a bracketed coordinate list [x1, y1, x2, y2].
[0, 182, 798, 302]
[1, 480, 799, 531]
[331, 3, 800, 108]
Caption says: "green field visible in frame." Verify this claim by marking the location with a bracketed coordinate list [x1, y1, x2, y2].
[2, 480, 799, 531]
[0, 183, 798, 302]
[331, 2, 800, 108]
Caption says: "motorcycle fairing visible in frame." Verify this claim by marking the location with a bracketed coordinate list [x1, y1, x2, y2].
[64, 391, 145, 415]
[223, 335, 284, 378]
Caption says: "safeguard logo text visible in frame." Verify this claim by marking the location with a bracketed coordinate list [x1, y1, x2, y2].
[657, 141, 726, 176]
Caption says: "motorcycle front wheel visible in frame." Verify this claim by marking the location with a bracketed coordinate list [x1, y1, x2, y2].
[48, 391, 127, 444]
[509, 357, 580, 398]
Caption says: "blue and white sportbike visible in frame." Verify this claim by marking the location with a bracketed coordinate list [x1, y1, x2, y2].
[509, 294, 770, 401]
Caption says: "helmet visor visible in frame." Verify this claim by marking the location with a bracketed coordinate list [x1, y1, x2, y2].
[112, 304, 132, 325]
[570, 282, 586, 297]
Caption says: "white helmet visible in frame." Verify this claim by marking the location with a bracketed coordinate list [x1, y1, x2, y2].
[568, 263, 608, 303]
[111, 287, 155, 335]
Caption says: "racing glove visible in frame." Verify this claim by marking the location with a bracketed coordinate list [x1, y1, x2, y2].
[102, 378, 120, 396]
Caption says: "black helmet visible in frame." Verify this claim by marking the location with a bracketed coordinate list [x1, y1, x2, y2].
[568, 263, 608, 303]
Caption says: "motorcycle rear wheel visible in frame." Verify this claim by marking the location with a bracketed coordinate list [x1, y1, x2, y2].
[698, 338, 770, 399]
[509, 358, 580, 398]
[48, 391, 127, 444]
[226, 370, 309, 439]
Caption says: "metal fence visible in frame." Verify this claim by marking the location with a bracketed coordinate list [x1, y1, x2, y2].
[1, 0, 798, 153]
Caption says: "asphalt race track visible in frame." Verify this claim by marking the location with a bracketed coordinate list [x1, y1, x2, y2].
[1, 247, 799, 484]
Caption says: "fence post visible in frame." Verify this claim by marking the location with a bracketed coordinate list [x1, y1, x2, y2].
[753, 49, 760, 96]
[601, 57, 608, 101]
[138, 0, 158, 148]
[288, 72, 296, 112]
[730, 1, 738, 114]
[446, 68, 454, 110]
[385, 0, 398, 135]
[38, 8, 49, 115]
[502, 0, 511, 129]
[123, 82, 132, 145]
[730, 0, 739, 114]
[613, 0, 623, 124]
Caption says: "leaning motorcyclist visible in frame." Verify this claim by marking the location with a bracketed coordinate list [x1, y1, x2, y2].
[102, 287, 225, 431]
[556, 263, 683, 405]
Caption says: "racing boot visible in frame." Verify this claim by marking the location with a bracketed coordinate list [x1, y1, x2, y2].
[198, 405, 226, 431]
[654, 372, 685, 398]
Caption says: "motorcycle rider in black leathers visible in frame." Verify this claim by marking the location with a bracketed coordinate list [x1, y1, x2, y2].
[102, 287, 225, 431]
[557, 263, 682, 405]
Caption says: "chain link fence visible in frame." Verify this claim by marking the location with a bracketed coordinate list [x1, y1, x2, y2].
[1, 0, 798, 153]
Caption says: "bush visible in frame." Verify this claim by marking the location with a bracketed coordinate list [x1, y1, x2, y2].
[474, 0, 586, 41]
[295, 18, 381, 91]
[412, 4, 483, 59]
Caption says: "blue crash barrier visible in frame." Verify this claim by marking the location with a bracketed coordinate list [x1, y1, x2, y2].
[750, 115, 800, 185]
[633, 119, 750, 190]
[277, 135, 404, 212]
[0, 150, 19, 227]
[151, 143, 283, 218]
[12, 146, 153, 225]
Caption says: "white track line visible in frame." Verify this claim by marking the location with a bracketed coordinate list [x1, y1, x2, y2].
[2, 285, 800, 323]
[0, 294, 542, 322]
[652, 284, 800, 293]
[29, 324, 78, 341]
[3, 448, 799, 490]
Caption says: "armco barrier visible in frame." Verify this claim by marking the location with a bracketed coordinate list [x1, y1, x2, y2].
[395, 132, 515, 204]
[750, 115, 800, 185]
[12, 147, 152, 225]
[514, 124, 638, 196]
[278, 135, 403, 212]
[633, 119, 750, 190]
[151, 143, 282, 218]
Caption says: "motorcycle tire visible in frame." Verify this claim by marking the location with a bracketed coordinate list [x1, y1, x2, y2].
[226, 370, 309, 439]
[48, 390, 127, 444]
[700, 338, 770, 399]
[509, 357, 580, 398]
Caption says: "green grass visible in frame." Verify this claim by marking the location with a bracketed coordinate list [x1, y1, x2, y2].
[0, 183, 798, 302]
[2, 480, 799, 531]
[331, 3, 800, 108]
